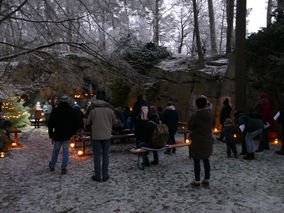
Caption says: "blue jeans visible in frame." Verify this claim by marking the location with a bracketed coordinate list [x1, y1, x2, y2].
[92, 139, 110, 179]
[193, 158, 210, 181]
[245, 129, 263, 153]
[50, 139, 70, 169]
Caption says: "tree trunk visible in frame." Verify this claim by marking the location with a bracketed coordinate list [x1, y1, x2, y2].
[226, 0, 234, 55]
[178, 22, 185, 54]
[192, 0, 204, 65]
[267, 0, 273, 27]
[153, 0, 160, 44]
[124, 0, 130, 32]
[278, 0, 284, 11]
[219, 3, 226, 54]
[234, 0, 247, 111]
[98, 10, 106, 52]
[207, 0, 217, 55]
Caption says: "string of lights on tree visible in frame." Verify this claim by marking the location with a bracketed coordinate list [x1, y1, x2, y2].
[1, 96, 30, 127]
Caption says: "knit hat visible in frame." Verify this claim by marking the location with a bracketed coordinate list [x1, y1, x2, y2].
[60, 96, 69, 103]
[96, 90, 106, 100]
[224, 118, 233, 125]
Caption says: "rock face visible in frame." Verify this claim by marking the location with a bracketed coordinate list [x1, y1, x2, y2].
[0, 53, 260, 126]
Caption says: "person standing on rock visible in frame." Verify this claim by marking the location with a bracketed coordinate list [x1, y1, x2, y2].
[84, 90, 117, 182]
[188, 96, 215, 187]
[48, 96, 79, 174]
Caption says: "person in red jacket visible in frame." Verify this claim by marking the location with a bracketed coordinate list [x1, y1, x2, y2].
[255, 93, 274, 152]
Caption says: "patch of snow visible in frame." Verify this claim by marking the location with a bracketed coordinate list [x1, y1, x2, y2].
[198, 65, 227, 76]
[0, 127, 283, 212]
[156, 56, 193, 72]
[212, 58, 228, 64]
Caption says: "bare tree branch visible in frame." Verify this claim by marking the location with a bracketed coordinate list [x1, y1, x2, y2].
[0, 42, 85, 61]
[0, 0, 28, 25]
[9, 15, 85, 24]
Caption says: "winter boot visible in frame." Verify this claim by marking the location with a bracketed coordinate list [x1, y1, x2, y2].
[243, 153, 253, 160]
[251, 152, 255, 160]
[190, 180, 201, 188]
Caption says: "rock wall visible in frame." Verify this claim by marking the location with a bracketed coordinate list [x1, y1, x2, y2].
[0, 53, 266, 127]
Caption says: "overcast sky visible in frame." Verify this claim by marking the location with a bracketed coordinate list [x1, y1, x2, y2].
[247, 0, 267, 33]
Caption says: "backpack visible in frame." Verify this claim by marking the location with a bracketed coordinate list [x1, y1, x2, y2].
[149, 121, 169, 148]
[140, 105, 149, 120]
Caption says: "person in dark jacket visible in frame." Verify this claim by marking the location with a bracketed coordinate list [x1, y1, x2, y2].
[132, 95, 148, 144]
[218, 98, 232, 141]
[255, 93, 273, 152]
[235, 112, 264, 160]
[223, 118, 238, 158]
[163, 103, 179, 154]
[137, 111, 161, 165]
[73, 104, 84, 129]
[48, 96, 79, 174]
[188, 96, 215, 187]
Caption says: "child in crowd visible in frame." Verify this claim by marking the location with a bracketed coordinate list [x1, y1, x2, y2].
[223, 118, 238, 158]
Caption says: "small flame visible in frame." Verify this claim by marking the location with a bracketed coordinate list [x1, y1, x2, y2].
[0, 152, 5, 158]
[70, 143, 75, 148]
[12, 142, 17, 147]
[78, 150, 84, 156]
[233, 134, 237, 138]
[185, 139, 190, 144]
[274, 139, 279, 144]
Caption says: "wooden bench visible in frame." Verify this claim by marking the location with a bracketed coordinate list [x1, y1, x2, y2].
[130, 142, 191, 170]
[72, 130, 136, 156]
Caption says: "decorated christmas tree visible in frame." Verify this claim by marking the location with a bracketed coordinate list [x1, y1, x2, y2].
[1, 96, 30, 128]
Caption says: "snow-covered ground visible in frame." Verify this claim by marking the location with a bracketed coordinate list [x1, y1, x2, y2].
[0, 126, 283, 213]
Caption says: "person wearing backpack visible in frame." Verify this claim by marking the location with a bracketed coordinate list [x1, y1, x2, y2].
[188, 96, 215, 187]
[163, 102, 179, 154]
[132, 95, 148, 145]
[137, 111, 167, 165]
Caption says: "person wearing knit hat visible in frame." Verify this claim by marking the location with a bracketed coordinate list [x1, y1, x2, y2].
[84, 89, 117, 182]
[188, 96, 215, 187]
[223, 118, 238, 158]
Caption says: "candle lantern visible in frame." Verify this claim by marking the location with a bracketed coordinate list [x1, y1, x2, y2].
[77, 150, 84, 156]
[0, 152, 5, 158]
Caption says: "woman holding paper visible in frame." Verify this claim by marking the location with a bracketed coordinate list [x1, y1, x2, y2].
[255, 93, 274, 152]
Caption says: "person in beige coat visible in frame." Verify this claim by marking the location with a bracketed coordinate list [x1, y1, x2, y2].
[84, 90, 117, 182]
[188, 96, 215, 187]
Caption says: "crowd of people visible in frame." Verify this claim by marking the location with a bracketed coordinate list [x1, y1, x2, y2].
[25, 90, 284, 187]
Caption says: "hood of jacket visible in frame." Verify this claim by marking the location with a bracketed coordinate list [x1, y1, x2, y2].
[166, 105, 175, 110]
[94, 99, 111, 108]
